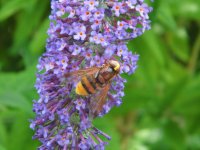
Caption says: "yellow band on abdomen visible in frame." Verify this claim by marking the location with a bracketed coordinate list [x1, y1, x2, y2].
[75, 81, 88, 96]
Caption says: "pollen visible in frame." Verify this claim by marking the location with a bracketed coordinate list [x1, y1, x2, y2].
[95, 20, 99, 24]
[86, 11, 90, 15]
[100, 38, 104, 42]
[78, 101, 82, 105]
[139, 8, 144, 12]
[115, 6, 120, 10]
[61, 8, 65, 13]
[79, 32, 83, 36]
[94, 36, 98, 40]
[87, 53, 91, 57]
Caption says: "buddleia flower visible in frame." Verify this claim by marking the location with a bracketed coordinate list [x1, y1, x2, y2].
[30, 0, 152, 149]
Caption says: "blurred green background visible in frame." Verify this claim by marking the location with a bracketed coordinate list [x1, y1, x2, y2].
[0, 0, 200, 150]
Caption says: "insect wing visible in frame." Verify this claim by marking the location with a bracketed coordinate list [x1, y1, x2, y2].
[90, 83, 110, 117]
[65, 67, 100, 81]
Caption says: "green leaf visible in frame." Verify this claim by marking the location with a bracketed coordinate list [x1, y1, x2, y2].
[29, 18, 50, 56]
[10, 0, 49, 66]
[0, 0, 35, 21]
[0, 145, 6, 150]
[0, 65, 37, 113]
[149, 0, 161, 22]
[172, 75, 200, 115]
[0, 120, 7, 146]
[166, 28, 189, 62]
[171, 0, 200, 20]
[157, 1, 177, 31]
[162, 119, 186, 149]
[6, 112, 39, 150]
[93, 116, 121, 150]
[129, 128, 163, 150]
[187, 134, 200, 149]
[0, 91, 32, 113]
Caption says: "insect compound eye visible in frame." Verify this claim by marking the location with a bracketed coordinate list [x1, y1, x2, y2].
[109, 60, 120, 72]
[109, 60, 116, 67]
[108, 66, 114, 72]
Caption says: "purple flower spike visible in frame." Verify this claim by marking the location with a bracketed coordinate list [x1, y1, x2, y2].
[31, 0, 152, 149]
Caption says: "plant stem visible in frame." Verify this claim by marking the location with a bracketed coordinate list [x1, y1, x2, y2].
[188, 32, 200, 75]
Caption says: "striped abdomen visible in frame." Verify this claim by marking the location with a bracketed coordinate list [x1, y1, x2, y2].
[75, 67, 116, 96]
[76, 75, 99, 96]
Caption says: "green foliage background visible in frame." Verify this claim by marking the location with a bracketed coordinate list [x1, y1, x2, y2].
[0, 0, 200, 150]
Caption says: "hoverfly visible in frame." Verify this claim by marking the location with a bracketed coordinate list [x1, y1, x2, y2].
[65, 60, 120, 117]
